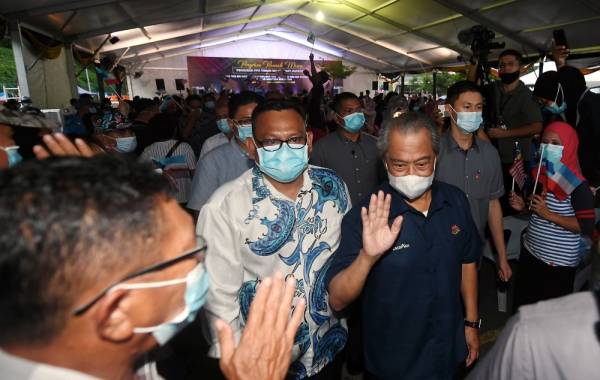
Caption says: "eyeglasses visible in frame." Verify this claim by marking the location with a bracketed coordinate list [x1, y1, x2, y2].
[72, 245, 207, 316]
[254, 135, 308, 152]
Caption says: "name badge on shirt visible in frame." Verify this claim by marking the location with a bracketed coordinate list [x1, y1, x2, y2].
[392, 243, 411, 252]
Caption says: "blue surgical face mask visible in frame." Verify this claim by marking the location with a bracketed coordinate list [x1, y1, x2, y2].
[255, 143, 308, 183]
[341, 112, 365, 133]
[545, 102, 567, 115]
[450, 105, 483, 133]
[1, 146, 23, 168]
[541, 143, 564, 165]
[545, 84, 567, 115]
[217, 118, 231, 134]
[236, 123, 253, 141]
[115, 136, 137, 153]
[204, 101, 215, 111]
[118, 262, 209, 345]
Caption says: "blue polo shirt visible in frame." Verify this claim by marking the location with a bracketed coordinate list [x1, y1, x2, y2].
[326, 180, 481, 380]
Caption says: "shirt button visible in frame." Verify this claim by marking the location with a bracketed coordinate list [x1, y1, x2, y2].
[354, 156, 358, 159]
[357, 180, 361, 184]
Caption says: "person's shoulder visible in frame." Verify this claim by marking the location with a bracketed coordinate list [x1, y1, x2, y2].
[308, 165, 346, 188]
[203, 168, 254, 208]
[360, 132, 378, 144]
[313, 131, 338, 146]
[434, 180, 468, 202]
[475, 137, 501, 158]
[202, 139, 234, 160]
[518, 291, 598, 326]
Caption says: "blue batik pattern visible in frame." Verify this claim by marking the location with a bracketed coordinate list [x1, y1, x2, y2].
[240, 166, 348, 379]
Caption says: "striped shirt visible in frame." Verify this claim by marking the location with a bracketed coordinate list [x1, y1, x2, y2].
[140, 140, 196, 203]
[526, 192, 580, 267]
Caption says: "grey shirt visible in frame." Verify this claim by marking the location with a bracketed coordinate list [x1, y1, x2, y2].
[310, 131, 382, 205]
[436, 131, 505, 239]
[492, 80, 543, 163]
[187, 139, 254, 212]
[467, 291, 600, 380]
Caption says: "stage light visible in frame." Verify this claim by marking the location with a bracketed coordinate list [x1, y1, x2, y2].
[316, 11, 325, 21]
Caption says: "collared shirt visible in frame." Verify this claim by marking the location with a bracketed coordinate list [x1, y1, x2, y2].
[198, 165, 351, 379]
[491, 80, 543, 163]
[436, 131, 505, 239]
[199, 133, 229, 159]
[139, 140, 197, 204]
[310, 130, 382, 205]
[187, 139, 254, 211]
[326, 181, 481, 380]
[0, 350, 161, 380]
[467, 291, 600, 380]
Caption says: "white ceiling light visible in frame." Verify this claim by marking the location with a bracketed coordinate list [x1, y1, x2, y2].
[316, 11, 325, 22]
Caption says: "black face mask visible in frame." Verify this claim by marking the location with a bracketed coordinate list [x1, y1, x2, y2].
[499, 71, 520, 85]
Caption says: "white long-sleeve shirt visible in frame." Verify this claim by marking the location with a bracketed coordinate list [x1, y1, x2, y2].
[197, 165, 350, 379]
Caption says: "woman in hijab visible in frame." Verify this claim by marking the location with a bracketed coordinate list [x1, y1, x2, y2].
[509, 121, 595, 311]
[534, 67, 600, 192]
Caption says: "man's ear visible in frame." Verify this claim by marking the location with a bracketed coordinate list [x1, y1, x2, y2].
[307, 130, 314, 156]
[334, 112, 343, 127]
[245, 137, 258, 162]
[93, 289, 135, 343]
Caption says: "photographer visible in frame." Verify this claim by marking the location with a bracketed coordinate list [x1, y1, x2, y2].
[467, 49, 542, 212]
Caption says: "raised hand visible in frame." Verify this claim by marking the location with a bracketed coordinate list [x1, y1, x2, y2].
[33, 133, 97, 159]
[361, 191, 403, 259]
[216, 273, 305, 380]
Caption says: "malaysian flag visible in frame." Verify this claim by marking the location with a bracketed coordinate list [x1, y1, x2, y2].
[509, 142, 527, 191]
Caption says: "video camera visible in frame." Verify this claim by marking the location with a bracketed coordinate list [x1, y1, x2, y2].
[458, 25, 506, 63]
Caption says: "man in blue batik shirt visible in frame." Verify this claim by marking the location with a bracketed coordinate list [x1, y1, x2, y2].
[326, 112, 481, 380]
[198, 100, 350, 379]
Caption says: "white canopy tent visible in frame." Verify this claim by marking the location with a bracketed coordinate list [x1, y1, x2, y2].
[2, 0, 600, 104]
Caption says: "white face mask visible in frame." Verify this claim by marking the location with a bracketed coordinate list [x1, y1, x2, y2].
[387, 160, 436, 200]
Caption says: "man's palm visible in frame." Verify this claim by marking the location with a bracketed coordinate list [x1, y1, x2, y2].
[361, 191, 403, 258]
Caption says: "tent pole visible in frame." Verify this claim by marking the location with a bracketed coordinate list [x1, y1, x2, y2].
[432, 70, 437, 100]
[400, 73, 405, 96]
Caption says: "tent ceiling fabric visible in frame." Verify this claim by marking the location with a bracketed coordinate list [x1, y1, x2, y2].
[2, 0, 600, 72]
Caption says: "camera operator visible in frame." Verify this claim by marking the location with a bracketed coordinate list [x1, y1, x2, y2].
[467, 49, 542, 210]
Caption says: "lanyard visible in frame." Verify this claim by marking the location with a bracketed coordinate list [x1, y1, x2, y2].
[576, 87, 591, 127]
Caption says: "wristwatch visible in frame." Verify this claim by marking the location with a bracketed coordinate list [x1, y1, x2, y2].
[464, 318, 482, 329]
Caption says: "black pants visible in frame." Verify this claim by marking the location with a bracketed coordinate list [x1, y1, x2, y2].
[513, 246, 577, 313]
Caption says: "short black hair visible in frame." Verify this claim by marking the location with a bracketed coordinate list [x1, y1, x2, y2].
[499, 49, 523, 65]
[446, 80, 484, 107]
[251, 100, 306, 137]
[333, 92, 360, 113]
[228, 91, 265, 119]
[186, 95, 203, 104]
[0, 156, 173, 346]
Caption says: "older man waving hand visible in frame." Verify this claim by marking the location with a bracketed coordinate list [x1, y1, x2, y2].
[326, 112, 482, 380]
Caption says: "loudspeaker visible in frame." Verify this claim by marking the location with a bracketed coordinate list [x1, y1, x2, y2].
[383, 82, 389, 91]
[175, 79, 186, 91]
[155, 79, 166, 91]
[372, 81, 378, 90]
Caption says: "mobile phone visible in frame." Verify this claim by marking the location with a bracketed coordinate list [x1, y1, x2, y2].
[553, 29, 568, 49]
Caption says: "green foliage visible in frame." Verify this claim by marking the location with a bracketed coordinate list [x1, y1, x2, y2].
[75, 61, 99, 93]
[0, 45, 17, 89]
[409, 71, 466, 96]
[321, 60, 356, 79]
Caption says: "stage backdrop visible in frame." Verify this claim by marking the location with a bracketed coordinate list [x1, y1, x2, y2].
[187, 56, 337, 94]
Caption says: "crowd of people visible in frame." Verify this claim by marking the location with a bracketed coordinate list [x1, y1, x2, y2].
[0, 43, 599, 380]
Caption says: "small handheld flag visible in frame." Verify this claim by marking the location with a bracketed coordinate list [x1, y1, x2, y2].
[509, 141, 527, 192]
